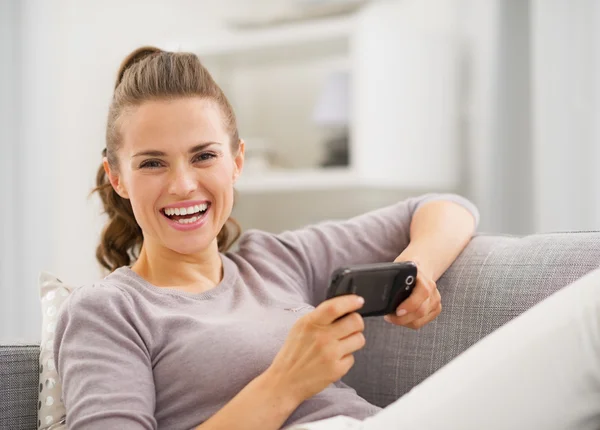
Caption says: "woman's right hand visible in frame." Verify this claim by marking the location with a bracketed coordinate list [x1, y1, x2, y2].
[266, 295, 366, 404]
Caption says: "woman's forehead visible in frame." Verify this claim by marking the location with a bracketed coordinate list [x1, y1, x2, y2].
[120, 98, 229, 153]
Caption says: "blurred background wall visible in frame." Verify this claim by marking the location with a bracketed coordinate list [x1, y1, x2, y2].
[1, 0, 599, 342]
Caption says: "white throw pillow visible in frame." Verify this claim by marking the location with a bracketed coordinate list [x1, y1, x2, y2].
[38, 271, 74, 430]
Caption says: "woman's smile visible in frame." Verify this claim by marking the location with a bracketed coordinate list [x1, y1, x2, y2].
[160, 200, 211, 231]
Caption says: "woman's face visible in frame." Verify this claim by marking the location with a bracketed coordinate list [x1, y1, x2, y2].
[105, 97, 244, 256]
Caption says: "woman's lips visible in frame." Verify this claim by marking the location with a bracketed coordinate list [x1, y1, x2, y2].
[161, 204, 210, 232]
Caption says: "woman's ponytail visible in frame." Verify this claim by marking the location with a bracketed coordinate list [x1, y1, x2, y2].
[93, 161, 143, 272]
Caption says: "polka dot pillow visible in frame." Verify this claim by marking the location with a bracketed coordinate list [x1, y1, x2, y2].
[38, 271, 74, 430]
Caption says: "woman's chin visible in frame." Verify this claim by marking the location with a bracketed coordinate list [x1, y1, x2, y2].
[166, 237, 216, 256]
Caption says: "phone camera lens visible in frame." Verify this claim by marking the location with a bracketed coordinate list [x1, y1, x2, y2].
[406, 275, 415, 286]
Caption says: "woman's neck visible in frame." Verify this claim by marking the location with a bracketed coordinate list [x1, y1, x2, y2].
[131, 240, 224, 294]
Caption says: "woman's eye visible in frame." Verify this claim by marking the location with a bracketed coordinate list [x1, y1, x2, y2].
[194, 152, 217, 163]
[140, 160, 163, 169]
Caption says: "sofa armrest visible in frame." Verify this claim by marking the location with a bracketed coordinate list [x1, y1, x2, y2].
[0, 344, 40, 430]
[342, 233, 600, 407]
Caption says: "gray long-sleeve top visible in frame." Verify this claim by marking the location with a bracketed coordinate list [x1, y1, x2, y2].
[54, 193, 479, 429]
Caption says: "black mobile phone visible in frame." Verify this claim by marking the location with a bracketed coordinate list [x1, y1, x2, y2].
[326, 262, 418, 317]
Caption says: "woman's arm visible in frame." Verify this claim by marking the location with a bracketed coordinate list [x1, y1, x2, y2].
[397, 199, 477, 281]
[58, 287, 300, 430]
[386, 200, 478, 328]
[197, 295, 367, 430]
[194, 371, 299, 430]
[59, 294, 299, 430]
[236, 193, 479, 307]
[58, 285, 363, 430]
[55, 287, 157, 430]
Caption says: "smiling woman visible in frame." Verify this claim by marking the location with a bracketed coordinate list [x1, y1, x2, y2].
[52, 45, 489, 430]
[93, 47, 244, 273]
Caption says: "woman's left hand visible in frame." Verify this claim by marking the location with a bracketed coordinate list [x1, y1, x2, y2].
[384, 260, 442, 330]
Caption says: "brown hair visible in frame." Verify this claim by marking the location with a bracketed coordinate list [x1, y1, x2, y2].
[93, 46, 241, 272]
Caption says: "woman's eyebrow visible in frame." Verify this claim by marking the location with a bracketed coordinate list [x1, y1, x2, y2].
[131, 149, 166, 158]
[131, 142, 222, 158]
[188, 142, 222, 153]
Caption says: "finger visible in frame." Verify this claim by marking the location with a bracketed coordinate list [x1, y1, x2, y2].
[330, 312, 364, 339]
[406, 302, 443, 330]
[312, 295, 365, 325]
[424, 287, 441, 316]
[431, 287, 442, 308]
[338, 331, 366, 356]
[338, 353, 356, 375]
[389, 297, 432, 326]
[395, 276, 434, 316]
[385, 292, 442, 327]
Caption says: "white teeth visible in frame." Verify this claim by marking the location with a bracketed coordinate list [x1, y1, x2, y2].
[176, 216, 199, 224]
[164, 203, 209, 217]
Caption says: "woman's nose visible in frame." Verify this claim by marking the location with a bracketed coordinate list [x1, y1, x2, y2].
[168, 167, 197, 196]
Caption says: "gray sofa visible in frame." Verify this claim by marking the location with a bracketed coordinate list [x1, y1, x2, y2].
[2, 232, 600, 429]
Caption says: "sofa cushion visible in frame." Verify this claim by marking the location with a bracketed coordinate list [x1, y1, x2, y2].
[343, 232, 600, 407]
[38, 272, 72, 430]
[0, 344, 39, 430]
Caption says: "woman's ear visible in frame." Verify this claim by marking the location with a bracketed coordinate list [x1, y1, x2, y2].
[233, 140, 245, 183]
[103, 158, 129, 199]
